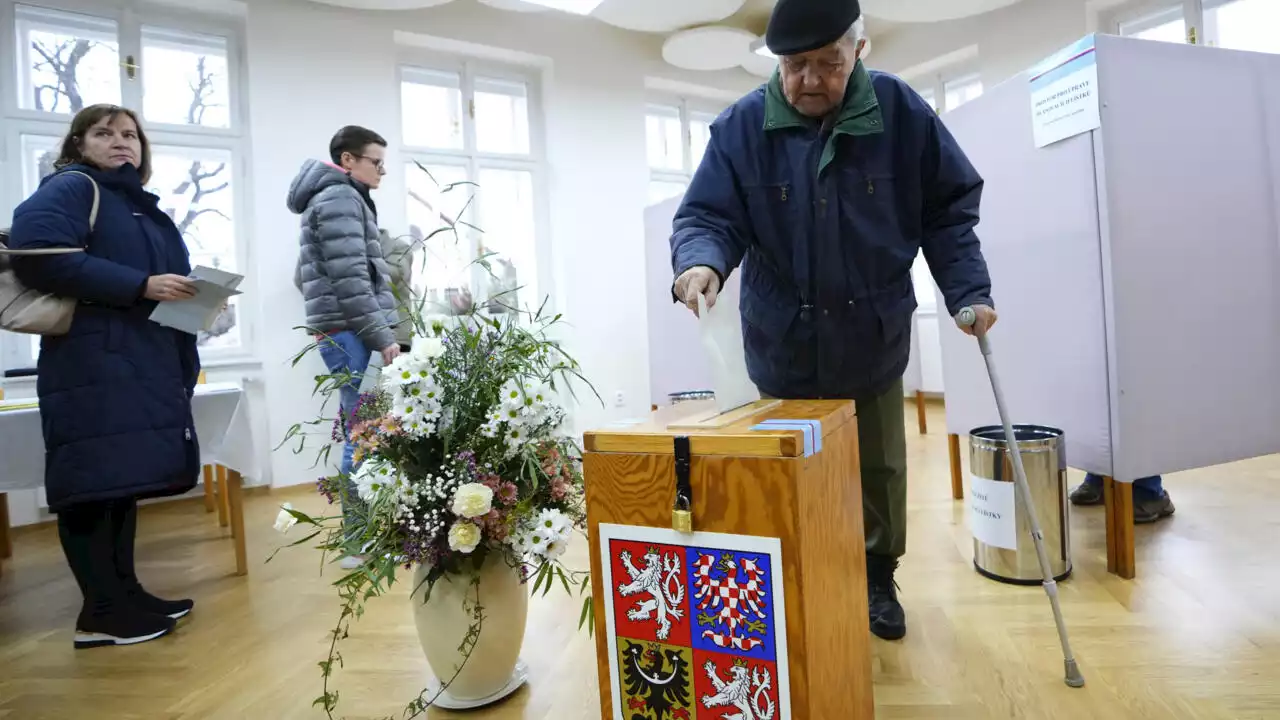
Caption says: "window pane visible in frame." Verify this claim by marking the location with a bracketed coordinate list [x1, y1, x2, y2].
[19, 134, 60, 198]
[402, 68, 464, 150]
[646, 105, 683, 171]
[689, 112, 715, 172]
[14, 4, 121, 113]
[944, 76, 983, 111]
[474, 77, 531, 155]
[918, 88, 938, 112]
[476, 168, 537, 314]
[648, 180, 686, 205]
[148, 147, 240, 349]
[1120, 7, 1186, 43]
[1209, 0, 1280, 55]
[406, 162, 475, 315]
[141, 26, 231, 128]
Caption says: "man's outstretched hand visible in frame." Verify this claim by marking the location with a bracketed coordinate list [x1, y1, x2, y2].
[956, 304, 998, 337]
[674, 266, 720, 317]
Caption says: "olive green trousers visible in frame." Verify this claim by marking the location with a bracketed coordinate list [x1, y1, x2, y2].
[763, 376, 908, 558]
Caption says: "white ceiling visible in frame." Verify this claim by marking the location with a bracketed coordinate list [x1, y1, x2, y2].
[303, 0, 1026, 77]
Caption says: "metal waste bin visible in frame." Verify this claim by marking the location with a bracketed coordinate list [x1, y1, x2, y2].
[968, 425, 1072, 585]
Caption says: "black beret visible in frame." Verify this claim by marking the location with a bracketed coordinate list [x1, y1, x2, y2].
[765, 0, 862, 56]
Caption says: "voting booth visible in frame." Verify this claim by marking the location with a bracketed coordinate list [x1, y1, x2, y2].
[583, 399, 876, 720]
[937, 34, 1280, 578]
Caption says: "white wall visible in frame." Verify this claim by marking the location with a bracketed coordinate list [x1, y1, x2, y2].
[244, 0, 759, 492]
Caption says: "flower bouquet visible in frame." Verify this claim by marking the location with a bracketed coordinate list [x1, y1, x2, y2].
[275, 312, 595, 718]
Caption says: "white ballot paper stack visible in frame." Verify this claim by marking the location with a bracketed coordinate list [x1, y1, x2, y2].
[697, 293, 760, 414]
[149, 265, 244, 335]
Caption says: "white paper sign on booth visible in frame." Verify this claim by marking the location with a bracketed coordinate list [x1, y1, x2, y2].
[969, 474, 1017, 549]
[1029, 34, 1101, 148]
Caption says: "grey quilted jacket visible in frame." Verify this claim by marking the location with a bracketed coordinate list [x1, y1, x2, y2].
[288, 160, 397, 352]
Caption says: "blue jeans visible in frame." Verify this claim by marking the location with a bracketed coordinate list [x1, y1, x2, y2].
[1083, 473, 1164, 501]
[316, 330, 371, 527]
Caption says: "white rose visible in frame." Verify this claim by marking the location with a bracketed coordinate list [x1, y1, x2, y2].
[448, 521, 482, 554]
[451, 482, 494, 519]
[274, 503, 297, 533]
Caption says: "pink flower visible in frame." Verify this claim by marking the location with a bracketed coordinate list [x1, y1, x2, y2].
[497, 482, 518, 506]
[483, 509, 509, 542]
[481, 474, 501, 492]
[550, 476, 568, 501]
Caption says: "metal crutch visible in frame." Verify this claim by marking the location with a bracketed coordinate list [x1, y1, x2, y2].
[957, 306, 1085, 688]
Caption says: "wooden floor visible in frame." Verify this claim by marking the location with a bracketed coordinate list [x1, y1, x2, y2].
[2, 402, 1280, 719]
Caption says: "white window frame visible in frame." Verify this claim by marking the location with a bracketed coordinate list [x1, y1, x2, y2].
[397, 50, 552, 321]
[645, 94, 723, 191]
[0, 0, 254, 369]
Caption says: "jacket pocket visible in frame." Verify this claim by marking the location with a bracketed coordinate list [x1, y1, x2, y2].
[743, 181, 801, 262]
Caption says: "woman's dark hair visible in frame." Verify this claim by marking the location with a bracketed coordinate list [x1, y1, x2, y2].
[329, 125, 387, 165]
[54, 104, 153, 183]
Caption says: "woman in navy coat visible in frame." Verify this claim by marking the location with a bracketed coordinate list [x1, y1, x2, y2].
[9, 105, 202, 649]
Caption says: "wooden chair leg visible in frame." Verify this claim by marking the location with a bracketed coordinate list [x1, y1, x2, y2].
[0, 492, 11, 560]
[948, 433, 964, 500]
[202, 465, 216, 513]
[915, 390, 928, 434]
[227, 470, 247, 577]
[1104, 476, 1136, 579]
[215, 465, 230, 529]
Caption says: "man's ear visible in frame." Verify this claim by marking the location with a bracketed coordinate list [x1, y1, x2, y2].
[856, 38, 867, 61]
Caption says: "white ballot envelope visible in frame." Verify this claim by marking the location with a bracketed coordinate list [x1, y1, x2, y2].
[149, 265, 244, 335]
[697, 293, 760, 414]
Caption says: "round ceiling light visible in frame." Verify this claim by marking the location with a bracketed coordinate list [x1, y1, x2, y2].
[593, 0, 746, 33]
[740, 51, 775, 79]
[861, 0, 1024, 23]
[477, 0, 549, 11]
[303, 0, 455, 8]
[663, 25, 758, 72]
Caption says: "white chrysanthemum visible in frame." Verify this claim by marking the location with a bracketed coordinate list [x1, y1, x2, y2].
[534, 508, 572, 537]
[351, 459, 397, 502]
[412, 337, 445, 360]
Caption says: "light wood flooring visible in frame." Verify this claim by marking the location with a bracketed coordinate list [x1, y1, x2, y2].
[2, 401, 1279, 719]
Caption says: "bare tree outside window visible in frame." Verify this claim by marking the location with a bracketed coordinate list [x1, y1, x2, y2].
[17, 5, 122, 114]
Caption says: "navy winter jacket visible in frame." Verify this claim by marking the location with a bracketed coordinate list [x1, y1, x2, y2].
[8, 163, 201, 512]
[671, 63, 994, 400]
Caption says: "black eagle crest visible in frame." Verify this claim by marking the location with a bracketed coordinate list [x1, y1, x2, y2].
[621, 639, 692, 720]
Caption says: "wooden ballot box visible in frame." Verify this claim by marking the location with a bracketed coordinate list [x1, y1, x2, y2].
[584, 399, 874, 720]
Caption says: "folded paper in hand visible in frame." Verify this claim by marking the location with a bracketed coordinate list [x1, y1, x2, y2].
[149, 265, 243, 335]
[697, 293, 760, 414]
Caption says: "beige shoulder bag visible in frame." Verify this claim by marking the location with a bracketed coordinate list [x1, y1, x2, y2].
[0, 170, 101, 336]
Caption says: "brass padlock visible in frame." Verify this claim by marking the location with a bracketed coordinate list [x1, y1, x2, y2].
[672, 508, 693, 534]
[672, 493, 693, 534]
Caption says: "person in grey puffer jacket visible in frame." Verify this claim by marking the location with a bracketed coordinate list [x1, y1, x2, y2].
[287, 126, 400, 565]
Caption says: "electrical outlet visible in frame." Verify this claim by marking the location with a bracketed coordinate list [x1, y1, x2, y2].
[614, 391, 626, 408]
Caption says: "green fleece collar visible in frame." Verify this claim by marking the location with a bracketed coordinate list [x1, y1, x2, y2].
[763, 60, 884, 176]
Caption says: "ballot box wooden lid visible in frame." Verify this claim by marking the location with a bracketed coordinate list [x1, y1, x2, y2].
[583, 398, 854, 458]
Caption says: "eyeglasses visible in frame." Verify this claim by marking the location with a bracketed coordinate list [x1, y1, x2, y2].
[353, 154, 387, 175]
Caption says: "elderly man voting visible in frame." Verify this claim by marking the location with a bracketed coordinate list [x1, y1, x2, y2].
[669, 0, 998, 641]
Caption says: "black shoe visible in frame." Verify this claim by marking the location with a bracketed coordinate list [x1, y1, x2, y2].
[74, 609, 176, 649]
[867, 554, 906, 641]
[1069, 482, 1104, 506]
[1134, 491, 1175, 524]
[127, 586, 195, 620]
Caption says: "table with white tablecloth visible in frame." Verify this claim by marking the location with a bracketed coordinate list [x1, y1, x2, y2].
[0, 381, 259, 576]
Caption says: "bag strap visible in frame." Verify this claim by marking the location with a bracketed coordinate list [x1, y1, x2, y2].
[59, 170, 100, 233]
[0, 170, 100, 257]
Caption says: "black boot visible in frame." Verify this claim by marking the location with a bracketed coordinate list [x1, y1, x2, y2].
[111, 500, 194, 620]
[59, 503, 176, 649]
[867, 554, 906, 641]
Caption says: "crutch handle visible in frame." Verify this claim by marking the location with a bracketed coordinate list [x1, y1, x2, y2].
[955, 306, 992, 355]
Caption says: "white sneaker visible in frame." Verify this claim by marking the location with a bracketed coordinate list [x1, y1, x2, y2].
[339, 555, 365, 570]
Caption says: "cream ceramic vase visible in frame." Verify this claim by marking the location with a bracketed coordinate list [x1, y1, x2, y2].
[410, 558, 530, 709]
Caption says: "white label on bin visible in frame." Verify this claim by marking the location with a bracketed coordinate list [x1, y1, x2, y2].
[969, 474, 1017, 550]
